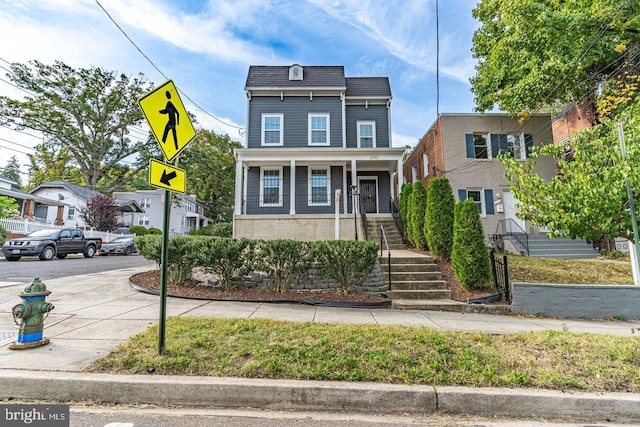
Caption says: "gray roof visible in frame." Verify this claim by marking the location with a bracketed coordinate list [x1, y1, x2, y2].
[29, 181, 102, 202]
[245, 65, 346, 89]
[345, 77, 391, 98]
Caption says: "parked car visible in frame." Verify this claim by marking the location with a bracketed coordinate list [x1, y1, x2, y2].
[1, 228, 102, 261]
[98, 236, 136, 256]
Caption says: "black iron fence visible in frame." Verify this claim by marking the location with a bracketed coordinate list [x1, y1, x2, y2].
[489, 250, 511, 303]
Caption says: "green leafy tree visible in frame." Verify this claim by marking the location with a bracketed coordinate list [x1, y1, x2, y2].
[178, 129, 241, 221]
[26, 145, 83, 189]
[501, 98, 640, 241]
[424, 177, 455, 261]
[1, 156, 22, 188]
[79, 194, 121, 231]
[399, 183, 413, 237]
[408, 180, 428, 249]
[0, 60, 155, 190]
[451, 199, 492, 290]
[471, 0, 640, 115]
[0, 195, 20, 218]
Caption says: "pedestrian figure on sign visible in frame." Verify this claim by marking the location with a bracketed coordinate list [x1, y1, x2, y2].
[160, 90, 179, 150]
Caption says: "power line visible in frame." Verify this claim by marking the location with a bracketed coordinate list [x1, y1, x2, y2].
[94, 0, 245, 133]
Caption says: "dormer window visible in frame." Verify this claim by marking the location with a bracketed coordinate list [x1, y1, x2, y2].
[289, 64, 303, 81]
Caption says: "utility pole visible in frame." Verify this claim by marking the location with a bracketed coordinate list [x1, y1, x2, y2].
[618, 123, 640, 284]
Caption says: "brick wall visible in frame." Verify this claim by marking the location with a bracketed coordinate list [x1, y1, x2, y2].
[551, 101, 597, 144]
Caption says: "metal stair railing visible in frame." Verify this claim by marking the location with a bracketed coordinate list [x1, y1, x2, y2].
[494, 219, 529, 256]
[389, 196, 405, 243]
[380, 224, 391, 288]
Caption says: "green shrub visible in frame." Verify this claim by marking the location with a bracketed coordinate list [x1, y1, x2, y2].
[134, 235, 197, 285]
[451, 199, 492, 290]
[148, 227, 162, 235]
[189, 226, 212, 236]
[311, 240, 378, 292]
[211, 222, 232, 237]
[255, 239, 313, 292]
[129, 225, 149, 236]
[424, 177, 455, 261]
[409, 180, 428, 249]
[0, 224, 8, 246]
[399, 183, 413, 240]
[189, 237, 255, 290]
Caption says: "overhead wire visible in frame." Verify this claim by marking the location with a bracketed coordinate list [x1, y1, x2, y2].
[94, 0, 245, 133]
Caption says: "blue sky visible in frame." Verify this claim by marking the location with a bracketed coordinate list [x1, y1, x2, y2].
[0, 0, 482, 173]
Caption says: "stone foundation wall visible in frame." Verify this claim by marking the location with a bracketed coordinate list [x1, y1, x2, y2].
[234, 216, 362, 242]
[217, 260, 387, 294]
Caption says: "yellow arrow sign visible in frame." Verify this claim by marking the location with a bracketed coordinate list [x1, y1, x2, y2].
[138, 80, 196, 162]
[149, 159, 186, 193]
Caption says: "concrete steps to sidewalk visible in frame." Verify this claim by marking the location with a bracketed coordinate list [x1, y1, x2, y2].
[507, 234, 600, 259]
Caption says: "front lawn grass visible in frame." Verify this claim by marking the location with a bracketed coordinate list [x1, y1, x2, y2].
[88, 317, 640, 393]
[508, 256, 633, 285]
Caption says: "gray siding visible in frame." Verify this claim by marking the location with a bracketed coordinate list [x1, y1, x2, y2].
[345, 105, 389, 148]
[247, 96, 343, 148]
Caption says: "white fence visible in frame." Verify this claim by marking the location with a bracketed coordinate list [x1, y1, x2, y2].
[0, 218, 134, 242]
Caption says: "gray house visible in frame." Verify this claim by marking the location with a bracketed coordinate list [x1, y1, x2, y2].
[233, 64, 404, 241]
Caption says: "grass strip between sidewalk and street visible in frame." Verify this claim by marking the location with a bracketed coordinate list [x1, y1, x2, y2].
[88, 317, 640, 393]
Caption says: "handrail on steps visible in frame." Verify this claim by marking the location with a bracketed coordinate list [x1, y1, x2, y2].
[380, 224, 391, 288]
[494, 219, 529, 256]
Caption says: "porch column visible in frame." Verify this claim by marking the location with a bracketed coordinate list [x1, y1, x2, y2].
[395, 159, 404, 199]
[242, 166, 248, 215]
[24, 199, 34, 219]
[234, 157, 243, 215]
[55, 206, 64, 226]
[342, 164, 348, 213]
[290, 160, 296, 215]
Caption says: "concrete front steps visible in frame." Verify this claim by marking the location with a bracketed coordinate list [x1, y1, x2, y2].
[366, 216, 406, 250]
[507, 234, 600, 259]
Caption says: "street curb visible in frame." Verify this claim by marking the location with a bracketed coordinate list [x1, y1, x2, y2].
[2, 370, 640, 422]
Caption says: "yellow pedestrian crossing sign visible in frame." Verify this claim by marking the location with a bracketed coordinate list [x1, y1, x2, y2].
[138, 80, 196, 162]
[149, 159, 186, 194]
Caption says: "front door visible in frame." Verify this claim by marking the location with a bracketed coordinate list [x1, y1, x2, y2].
[502, 191, 526, 232]
[359, 180, 377, 213]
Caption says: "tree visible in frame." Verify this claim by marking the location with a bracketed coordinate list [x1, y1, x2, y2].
[451, 199, 492, 290]
[79, 194, 121, 231]
[408, 180, 428, 250]
[177, 129, 241, 221]
[1, 156, 22, 188]
[0, 196, 20, 218]
[27, 145, 83, 189]
[500, 97, 640, 241]
[399, 183, 413, 240]
[424, 177, 455, 261]
[471, 0, 640, 115]
[0, 60, 156, 190]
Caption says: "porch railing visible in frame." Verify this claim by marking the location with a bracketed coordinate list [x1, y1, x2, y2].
[241, 194, 338, 215]
[389, 196, 405, 242]
[491, 219, 529, 256]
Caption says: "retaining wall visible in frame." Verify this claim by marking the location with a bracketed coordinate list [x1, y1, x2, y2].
[511, 282, 640, 319]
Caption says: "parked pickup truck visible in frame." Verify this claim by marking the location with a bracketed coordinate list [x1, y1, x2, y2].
[2, 228, 102, 261]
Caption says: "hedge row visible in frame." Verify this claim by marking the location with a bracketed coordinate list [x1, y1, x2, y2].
[135, 235, 379, 292]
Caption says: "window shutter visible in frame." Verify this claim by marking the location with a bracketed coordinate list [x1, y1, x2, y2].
[524, 134, 533, 157]
[484, 189, 494, 214]
[458, 189, 467, 202]
[490, 134, 500, 158]
[465, 134, 474, 158]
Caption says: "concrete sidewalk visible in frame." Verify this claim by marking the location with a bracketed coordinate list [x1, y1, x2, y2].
[1, 267, 639, 423]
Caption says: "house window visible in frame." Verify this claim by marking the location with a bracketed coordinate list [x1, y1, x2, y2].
[261, 114, 284, 146]
[506, 134, 525, 160]
[423, 153, 429, 177]
[308, 168, 330, 206]
[260, 167, 283, 207]
[140, 198, 151, 208]
[67, 207, 75, 220]
[138, 216, 150, 226]
[411, 165, 418, 182]
[357, 121, 376, 148]
[309, 114, 330, 145]
[467, 189, 484, 214]
[473, 133, 489, 159]
[458, 188, 494, 218]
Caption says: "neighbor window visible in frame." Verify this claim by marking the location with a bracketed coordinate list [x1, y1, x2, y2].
[473, 133, 489, 159]
[139, 198, 151, 208]
[308, 168, 330, 206]
[261, 114, 284, 146]
[138, 216, 150, 226]
[467, 189, 483, 214]
[309, 114, 330, 145]
[260, 167, 283, 206]
[357, 121, 376, 148]
[506, 134, 525, 160]
[67, 206, 75, 220]
[423, 153, 429, 177]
